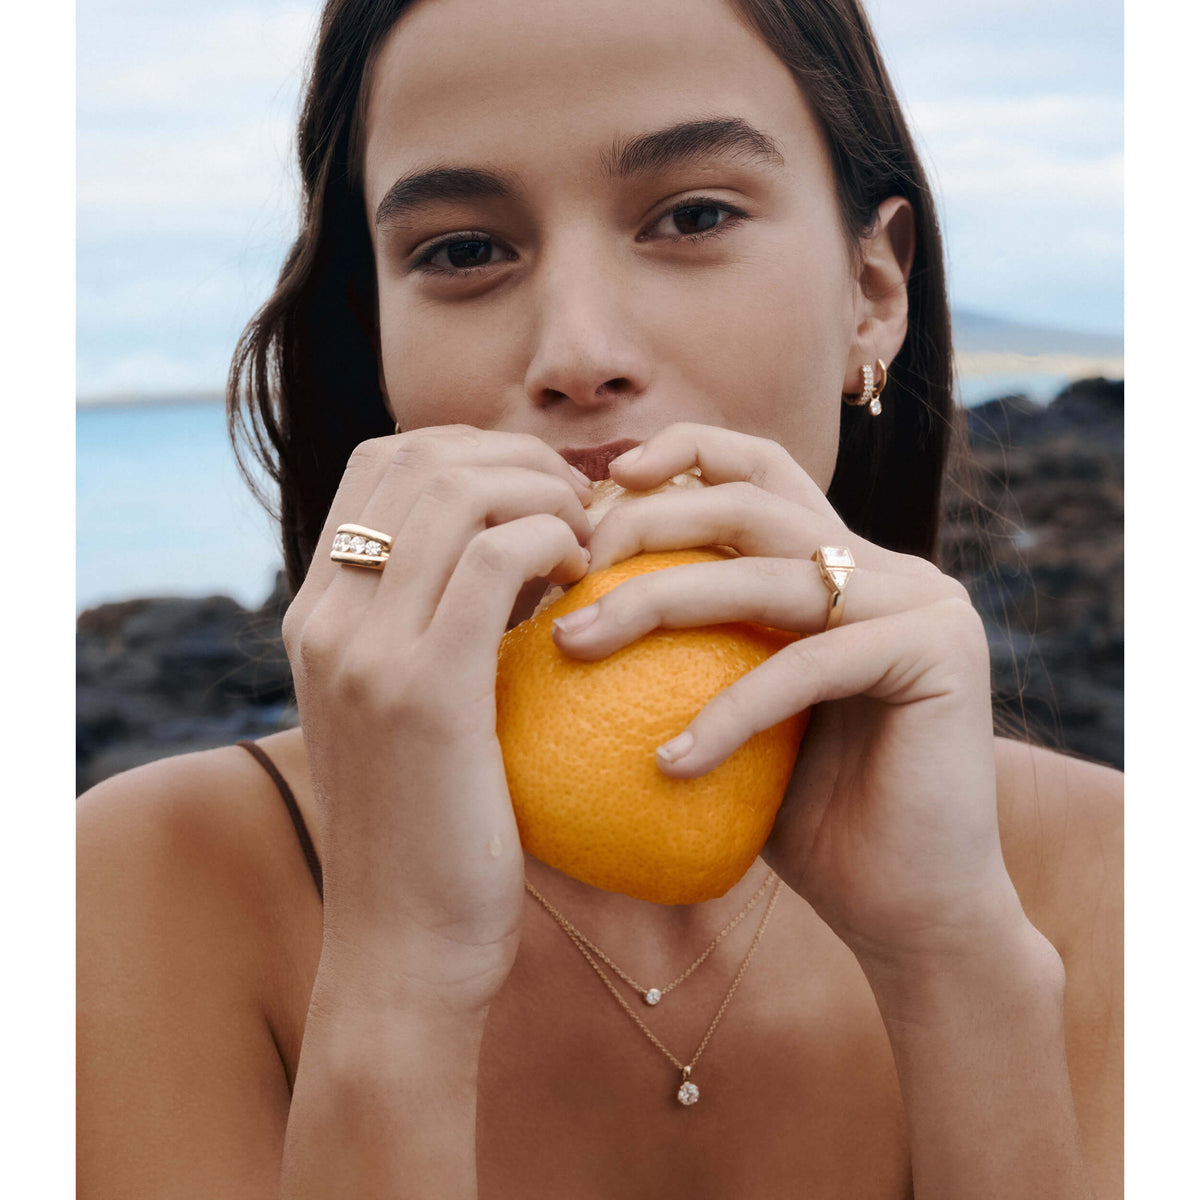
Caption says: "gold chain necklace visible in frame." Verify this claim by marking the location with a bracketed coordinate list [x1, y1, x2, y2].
[524, 865, 775, 1006]
[526, 874, 784, 1106]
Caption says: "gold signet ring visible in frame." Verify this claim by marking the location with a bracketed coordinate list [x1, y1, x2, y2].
[811, 545, 855, 631]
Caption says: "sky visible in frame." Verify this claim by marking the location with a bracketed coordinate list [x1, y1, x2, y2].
[76, 0, 1123, 399]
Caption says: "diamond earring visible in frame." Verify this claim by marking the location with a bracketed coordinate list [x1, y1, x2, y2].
[844, 358, 888, 416]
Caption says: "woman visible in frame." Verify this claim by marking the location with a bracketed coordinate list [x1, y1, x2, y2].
[77, 0, 1123, 1195]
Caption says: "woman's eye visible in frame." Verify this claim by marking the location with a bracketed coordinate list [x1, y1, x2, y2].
[649, 199, 746, 240]
[415, 235, 507, 274]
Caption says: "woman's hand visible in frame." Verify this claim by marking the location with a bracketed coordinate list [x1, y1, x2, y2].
[551, 421, 1027, 971]
[282, 425, 592, 1012]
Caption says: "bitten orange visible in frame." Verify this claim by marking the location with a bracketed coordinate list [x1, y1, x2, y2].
[496, 547, 809, 905]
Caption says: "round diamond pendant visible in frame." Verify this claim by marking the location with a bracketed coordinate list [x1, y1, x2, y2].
[644, 988, 662, 1005]
[677, 1080, 700, 1106]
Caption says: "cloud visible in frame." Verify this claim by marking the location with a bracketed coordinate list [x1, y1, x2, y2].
[865, 0, 1121, 55]
[76, 346, 232, 399]
[75, 0, 1124, 395]
[78, 2, 318, 118]
[78, 116, 301, 239]
[78, 2, 311, 245]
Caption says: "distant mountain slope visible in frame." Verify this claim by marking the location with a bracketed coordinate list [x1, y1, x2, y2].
[951, 310, 1122, 358]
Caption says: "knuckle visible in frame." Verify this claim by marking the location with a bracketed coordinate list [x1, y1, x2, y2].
[747, 442, 790, 489]
[899, 551, 944, 581]
[703, 679, 752, 729]
[724, 479, 766, 505]
[345, 437, 393, 475]
[466, 513, 576, 579]
[334, 640, 450, 728]
[749, 554, 791, 583]
[941, 574, 973, 606]
[291, 611, 341, 680]
[548, 474, 579, 505]
[515, 429, 552, 454]
[280, 598, 305, 658]
[932, 594, 987, 650]
[599, 578, 646, 630]
[389, 430, 438, 470]
[779, 638, 823, 688]
[422, 466, 471, 506]
[328, 646, 403, 718]
[464, 527, 519, 577]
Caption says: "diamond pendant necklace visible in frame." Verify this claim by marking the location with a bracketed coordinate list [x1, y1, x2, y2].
[526, 874, 783, 1106]
[524, 865, 775, 1006]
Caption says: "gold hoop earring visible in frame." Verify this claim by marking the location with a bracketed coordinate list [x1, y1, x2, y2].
[394, 420, 402, 435]
[843, 358, 888, 417]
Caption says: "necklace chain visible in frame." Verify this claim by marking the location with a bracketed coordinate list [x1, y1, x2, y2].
[524, 865, 776, 1003]
[526, 873, 784, 1101]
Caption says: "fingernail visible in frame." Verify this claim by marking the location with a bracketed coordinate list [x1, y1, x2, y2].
[609, 445, 643, 470]
[569, 465, 592, 487]
[553, 604, 599, 636]
[656, 730, 694, 764]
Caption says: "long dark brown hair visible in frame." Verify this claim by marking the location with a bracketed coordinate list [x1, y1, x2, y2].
[228, 0, 954, 597]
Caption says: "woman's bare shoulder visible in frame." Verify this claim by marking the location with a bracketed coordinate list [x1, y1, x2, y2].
[81, 740, 292, 880]
[78, 740, 321, 1193]
[993, 736, 1123, 950]
[77, 735, 321, 982]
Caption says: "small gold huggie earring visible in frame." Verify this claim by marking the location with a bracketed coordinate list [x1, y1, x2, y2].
[842, 358, 888, 416]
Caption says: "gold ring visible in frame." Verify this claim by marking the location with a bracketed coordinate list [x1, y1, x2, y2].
[811, 545, 855, 631]
[331, 523, 394, 570]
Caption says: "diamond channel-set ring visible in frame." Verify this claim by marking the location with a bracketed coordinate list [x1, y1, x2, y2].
[330, 523, 394, 570]
[811, 545, 855, 631]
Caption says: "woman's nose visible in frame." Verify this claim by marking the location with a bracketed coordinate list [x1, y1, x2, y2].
[522, 251, 652, 410]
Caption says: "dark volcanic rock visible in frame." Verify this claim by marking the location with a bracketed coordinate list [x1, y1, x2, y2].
[940, 377, 1123, 768]
[76, 573, 295, 793]
[76, 380, 1123, 793]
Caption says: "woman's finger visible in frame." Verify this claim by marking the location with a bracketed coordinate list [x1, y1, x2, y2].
[598, 423, 938, 580]
[550, 554, 964, 658]
[425, 513, 593, 680]
[355, 466, 591, 636]
[607, 421, 840, 518]
[301, 426, 591, 594]
[585, 480, 871, 574]
[291, 426, 592, 631]
[649, 597, 990, 779]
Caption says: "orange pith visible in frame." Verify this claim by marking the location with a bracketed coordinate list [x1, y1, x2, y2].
[496, 548, 808, 906]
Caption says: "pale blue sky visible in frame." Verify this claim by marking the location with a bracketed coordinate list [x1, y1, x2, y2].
[76, 0, 1122, 399]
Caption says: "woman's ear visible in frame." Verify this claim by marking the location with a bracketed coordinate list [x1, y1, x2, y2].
[842, 196, 915, 394]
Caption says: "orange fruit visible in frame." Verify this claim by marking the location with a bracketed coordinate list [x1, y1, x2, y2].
[496, 545, 809, 906]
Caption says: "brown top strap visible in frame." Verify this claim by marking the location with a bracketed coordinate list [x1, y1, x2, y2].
[237, 740, 324, 903]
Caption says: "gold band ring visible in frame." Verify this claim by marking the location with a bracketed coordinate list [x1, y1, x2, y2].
[811, 545, 855, 631]
[331, 523, 394, 570]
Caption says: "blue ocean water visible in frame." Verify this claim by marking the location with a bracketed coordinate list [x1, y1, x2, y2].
[76, 374, 1076, 613]
[77, 401, 282, 612]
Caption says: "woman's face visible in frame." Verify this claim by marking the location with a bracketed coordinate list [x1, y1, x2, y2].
[361, 0, 868, 490]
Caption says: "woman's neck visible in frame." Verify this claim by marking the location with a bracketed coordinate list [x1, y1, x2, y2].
[521, 851, 778, 979]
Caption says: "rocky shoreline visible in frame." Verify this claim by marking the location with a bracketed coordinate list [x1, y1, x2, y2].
[76, 377, 1123, 794]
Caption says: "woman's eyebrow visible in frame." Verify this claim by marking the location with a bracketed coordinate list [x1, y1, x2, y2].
[375, 166, 518, 231]
[605, 117, 785, 178]
[374, 117, 784, 231]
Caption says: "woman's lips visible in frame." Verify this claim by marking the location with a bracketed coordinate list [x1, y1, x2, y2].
[558, 439, 642, 482]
